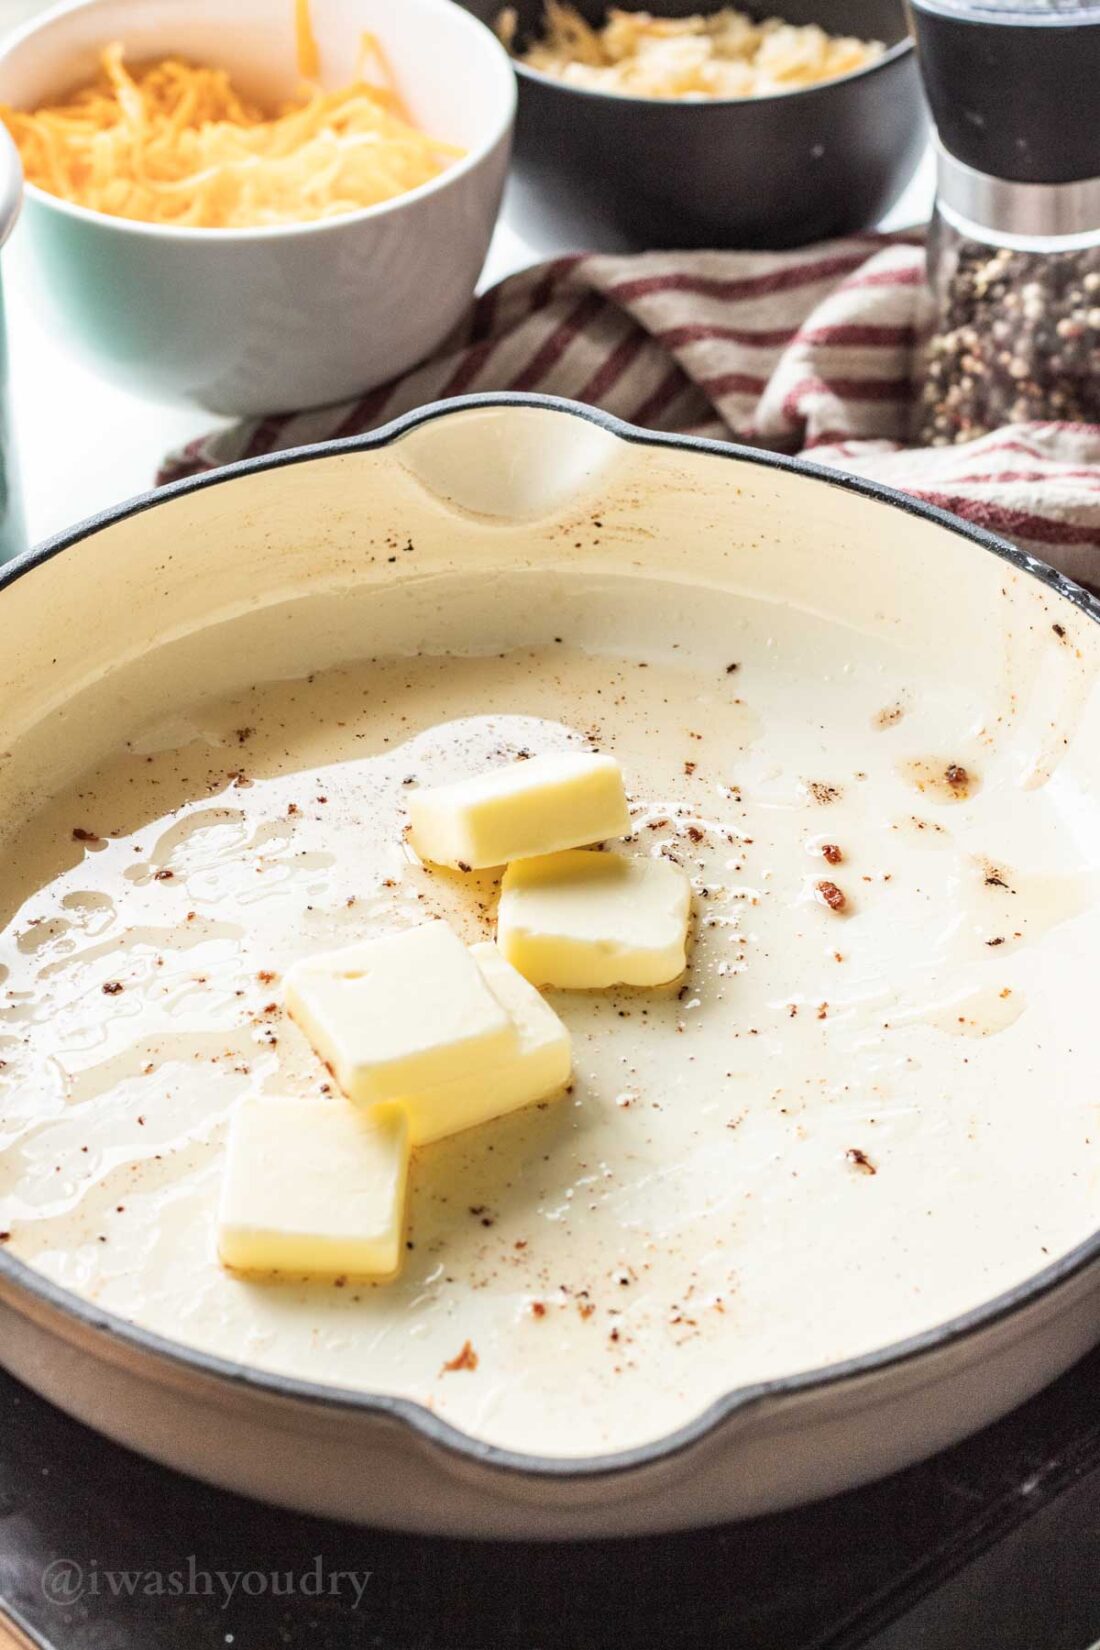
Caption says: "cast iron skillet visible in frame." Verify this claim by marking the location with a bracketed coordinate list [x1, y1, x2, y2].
[458, 0, 926, 249]
[0, 396, 1098, 1537]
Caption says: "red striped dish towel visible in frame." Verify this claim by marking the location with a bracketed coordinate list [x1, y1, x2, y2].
[160, 233, 1100, 587]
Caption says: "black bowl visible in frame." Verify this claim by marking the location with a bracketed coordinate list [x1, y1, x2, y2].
[460, 0, 926, 250]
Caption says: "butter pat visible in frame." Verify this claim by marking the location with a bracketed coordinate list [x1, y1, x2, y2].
[407, 751, 630, 870]
[217, 1095, 409, 1278]
[285, 921, 516, 1105]
[390, 942, 572, 1145]
[498, 850, 692, 988]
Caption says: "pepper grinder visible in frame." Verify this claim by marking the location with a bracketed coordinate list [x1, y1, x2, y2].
[906, 0, 1100, 444]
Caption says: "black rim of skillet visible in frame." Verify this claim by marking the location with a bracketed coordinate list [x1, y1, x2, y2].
[1, 391, 1098, 1485]
[504, 27, 914, 107]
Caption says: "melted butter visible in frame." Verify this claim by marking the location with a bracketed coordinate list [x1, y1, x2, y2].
[1, 592, 1099, 1459]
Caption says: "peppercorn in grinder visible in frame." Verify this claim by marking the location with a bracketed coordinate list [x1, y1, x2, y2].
[906, 0, 1100, 443]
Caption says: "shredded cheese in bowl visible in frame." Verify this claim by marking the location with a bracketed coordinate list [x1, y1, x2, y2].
[501, 2, 886, 98]
[0, 35, 463, 229]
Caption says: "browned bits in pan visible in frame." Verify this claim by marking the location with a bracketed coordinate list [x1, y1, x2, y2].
[440, 1340, 479, 1374]
[807, 781, 841, 805]
[816, 880, 847, 913]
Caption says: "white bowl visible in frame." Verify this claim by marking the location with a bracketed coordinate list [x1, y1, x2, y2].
[0, 0, 515, 414]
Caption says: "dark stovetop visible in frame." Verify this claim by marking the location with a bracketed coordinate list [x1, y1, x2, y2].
[3, 1347, 1100, 1650]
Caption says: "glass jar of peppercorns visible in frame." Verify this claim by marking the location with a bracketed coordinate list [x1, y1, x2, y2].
[907, 0, 1100, 445]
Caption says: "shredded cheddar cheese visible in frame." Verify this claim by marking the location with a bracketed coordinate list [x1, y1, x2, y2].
[1, 33, 462, 229]
[501, 2, 885, 98]
[295, 0, 322, 82]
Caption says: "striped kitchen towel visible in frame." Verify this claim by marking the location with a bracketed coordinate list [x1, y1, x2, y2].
[160, 233, 1100, 586]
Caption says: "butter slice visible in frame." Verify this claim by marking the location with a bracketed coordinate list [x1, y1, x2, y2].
[217, 1095, 409, 1278]
[285, 921, 517, 1105]
[498, 850, 692, 988]
[407, 751, 630, 870]
[389, 942, 572, 1145]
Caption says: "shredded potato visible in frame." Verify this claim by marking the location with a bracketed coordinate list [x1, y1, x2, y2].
[0, 37, 463, 229]
[501, 2, 885, 98]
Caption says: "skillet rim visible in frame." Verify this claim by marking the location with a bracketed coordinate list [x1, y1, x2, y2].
[1, 389, 1098, 1484]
